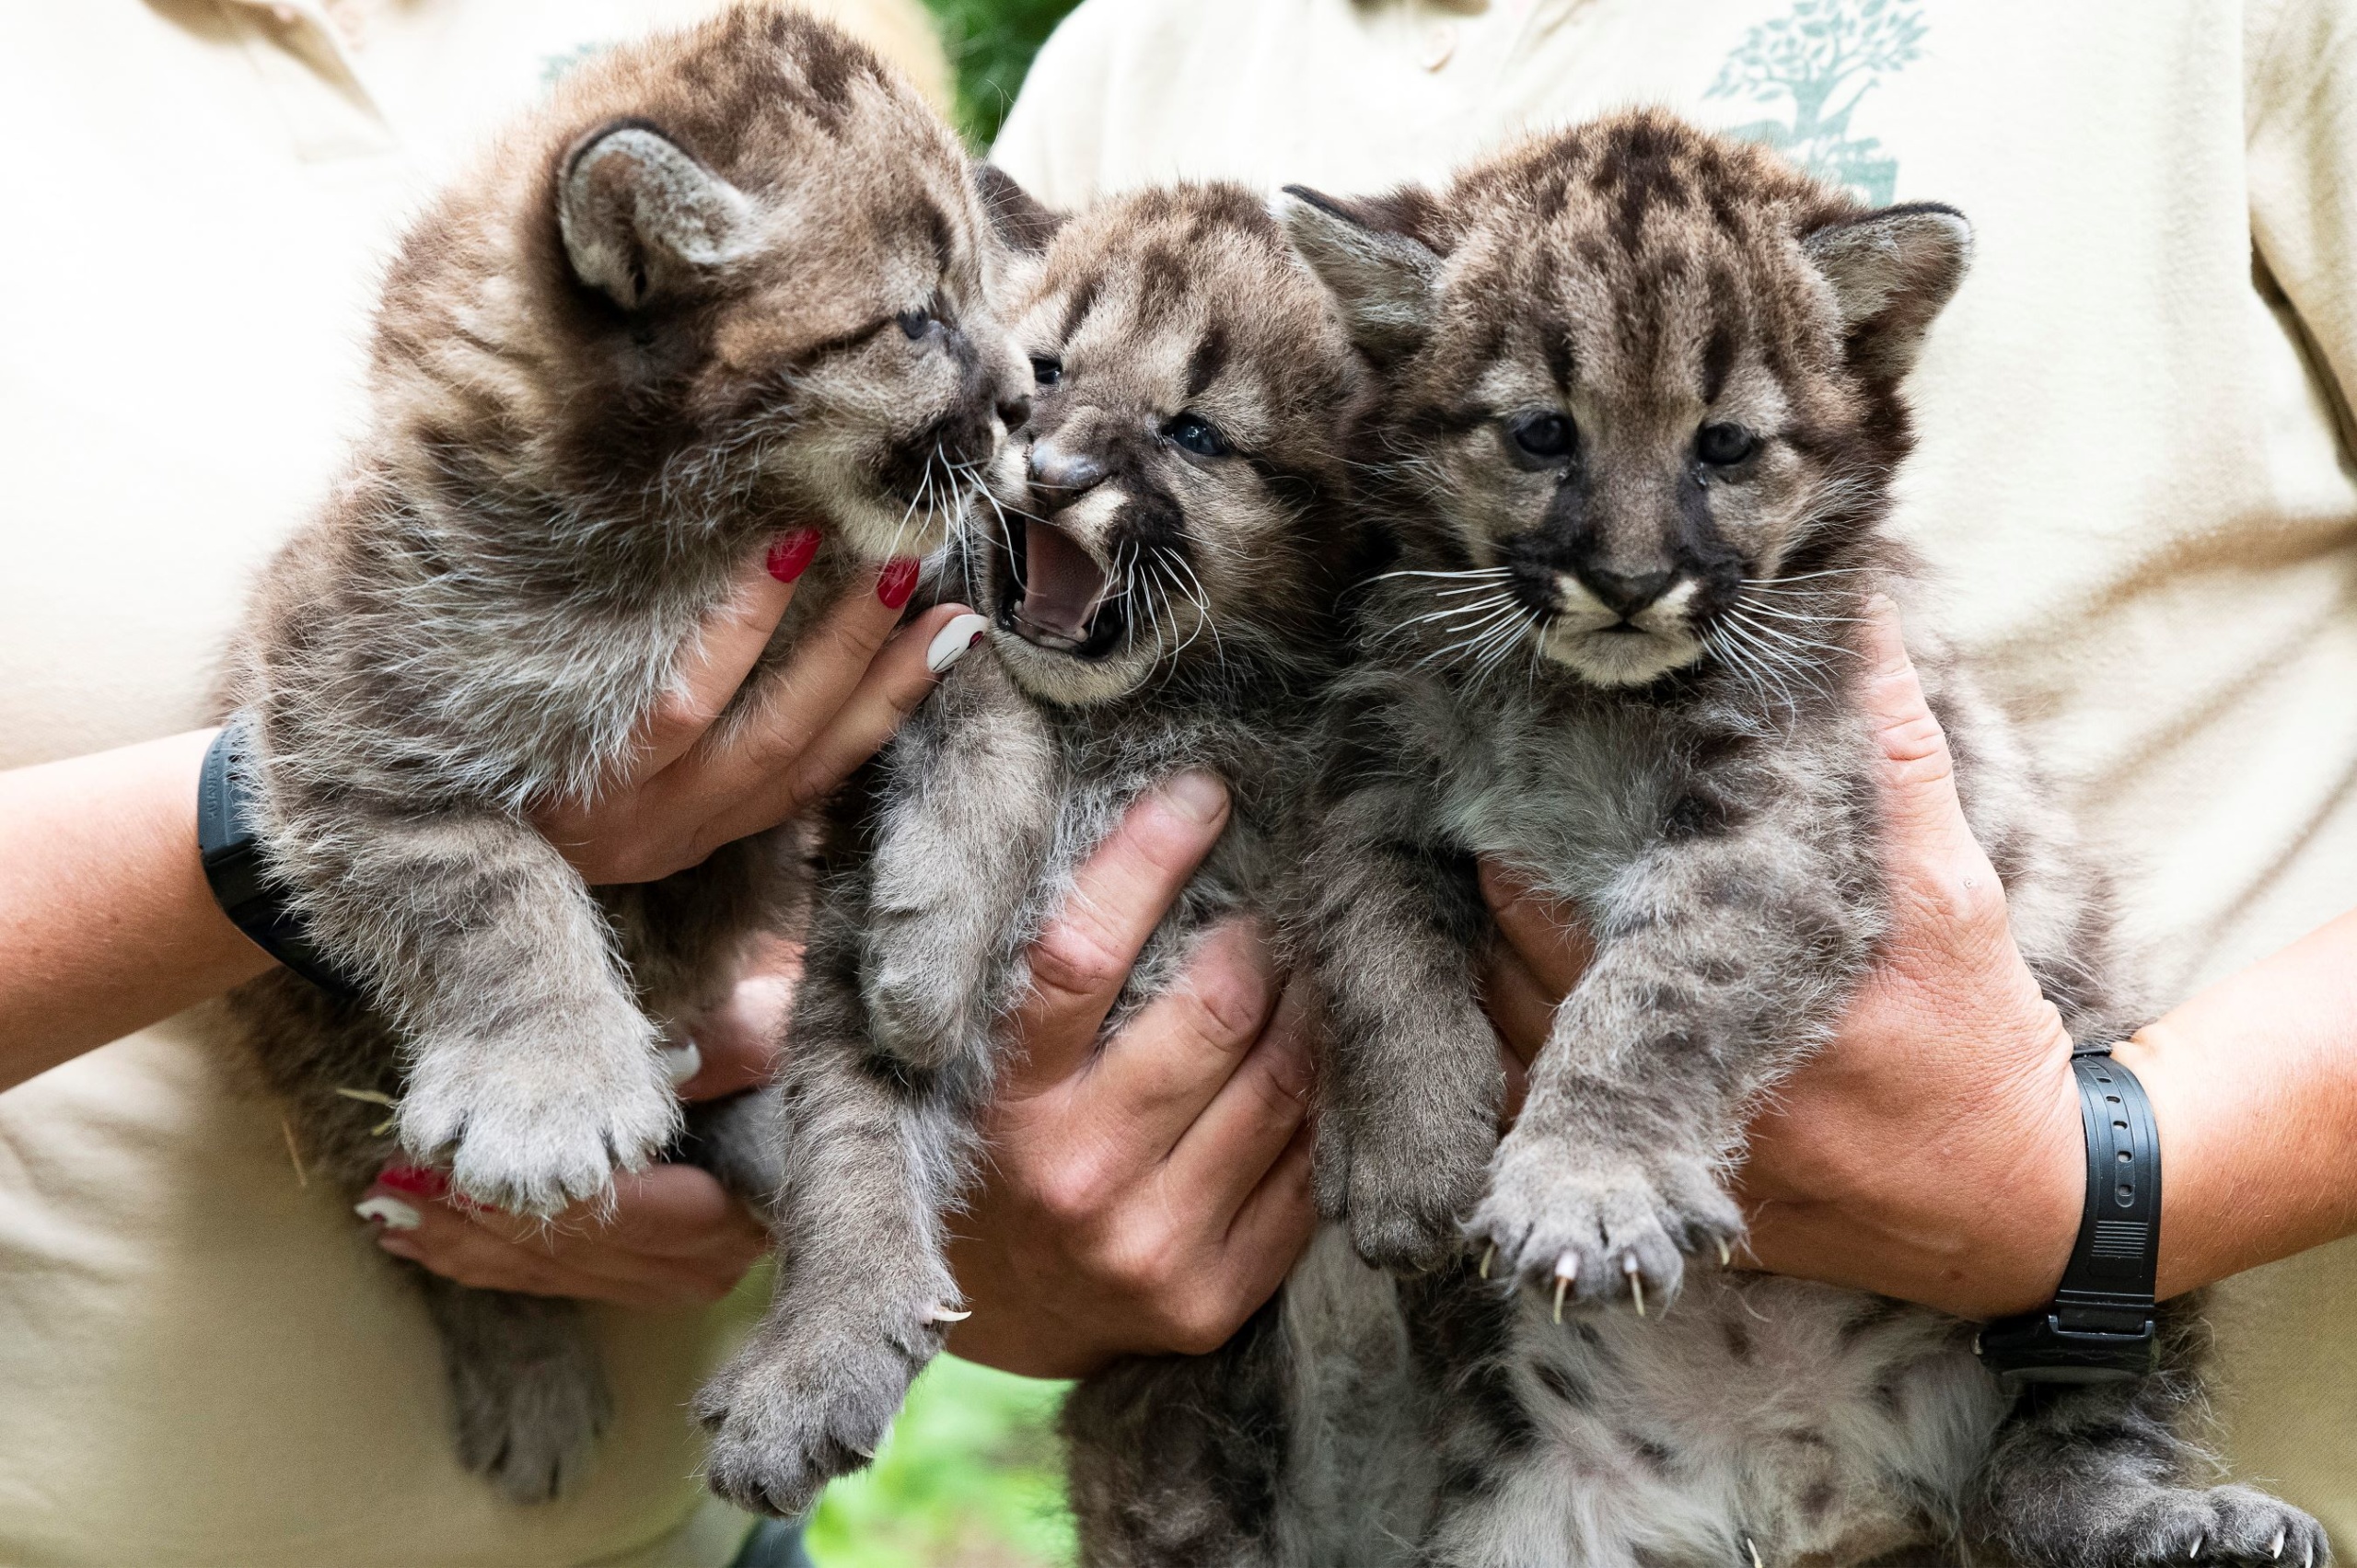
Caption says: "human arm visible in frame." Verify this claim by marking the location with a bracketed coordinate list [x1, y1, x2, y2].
[1481, 598, 2357, 1318]
[0, 535, 981, 1093]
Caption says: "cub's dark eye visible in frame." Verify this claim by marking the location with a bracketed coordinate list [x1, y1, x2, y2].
[898, 308, 934, 341]
[1167, 412, 1229, 459]
[1696, 422, 1759, 466]
[1031, 355, 1063, 387]
[1508, 412, 1575, 462]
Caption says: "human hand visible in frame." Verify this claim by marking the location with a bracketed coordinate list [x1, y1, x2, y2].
[534, 531, 989, 885]
[361, 943, 795, 1307]
[944, 772, 1319, 1378]
[1480, 598, 2084, 1319]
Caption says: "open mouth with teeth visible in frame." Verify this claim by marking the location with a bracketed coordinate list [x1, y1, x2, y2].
[999, 519, 1128, 659]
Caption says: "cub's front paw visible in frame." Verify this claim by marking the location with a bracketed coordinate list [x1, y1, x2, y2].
[400, 1010, 679, 1217]
[1317, 1103, 1496, 1275]
[1465, 1132, 1740, 1317]
[2075, 1486, 2330, 1568]
[693, 1312, 944, 1518]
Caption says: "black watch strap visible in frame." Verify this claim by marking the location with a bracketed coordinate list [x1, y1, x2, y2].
[198, 714, 357, 998]
[1976, 1043, 2161, 1385]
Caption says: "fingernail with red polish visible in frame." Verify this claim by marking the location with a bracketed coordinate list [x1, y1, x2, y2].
[766, 528, 822, 583]
[877, 557, 921, 610]
[376, 1164, 450, 1200]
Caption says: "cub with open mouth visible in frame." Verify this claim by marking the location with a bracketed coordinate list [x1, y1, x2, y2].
[692, 180, 1369, 1522]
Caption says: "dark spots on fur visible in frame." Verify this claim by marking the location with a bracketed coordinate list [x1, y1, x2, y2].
[1666, 791, 1738, 840]
[1622, 1431, 1678, 1474]
[1840, 1297, 1909, 1347]
[1402, 1266, 1538, 1457]
[1873, 1377, 1905, 1417]
[1784, 1427, 1834, 1451]
[1801, 1481, 1839, 1521]
[922, 200, 957, 278]
[1545, 325, 1578, 396]
[1701, 322, 1737, 403]
[1593, 117, 1693, 249]
[1722, 1318, 1754, 1362]
[1438, 1458, 1501, 1502]
[1185, 327, 1231, 401]
[1533, 1360, 1593, 1409]
[1059, 276, 1102, 346]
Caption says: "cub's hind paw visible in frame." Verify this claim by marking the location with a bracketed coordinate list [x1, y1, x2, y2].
[446, 1316, 612, 1504]
[861, 960, 980, 1073]
[400, 1014, 679, 1217]
[2084, 1486, 2330, 1568]
[1465, 1132, 1740, 1318]
[693, 1316, 940, 1518]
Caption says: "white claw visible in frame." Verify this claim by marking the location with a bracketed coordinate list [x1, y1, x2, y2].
[1553, 1275, 1569, 1323]
[2270, 1530, 2285, 1561]
[2189, 1537, 2203, 1561]
[1625, 1254, 1645, 1318]
[1480, 1245, 1494, 1281]
[929, 1307, 972, 1324]
[1718, 1237, 1733, 1268]
[1746, 1535, 1764, 1568]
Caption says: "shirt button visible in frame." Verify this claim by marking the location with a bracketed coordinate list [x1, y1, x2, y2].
[1422, 22, 1457, 70]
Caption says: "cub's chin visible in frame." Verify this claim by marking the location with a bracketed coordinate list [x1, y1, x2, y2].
[1539, 621, 1705, 688]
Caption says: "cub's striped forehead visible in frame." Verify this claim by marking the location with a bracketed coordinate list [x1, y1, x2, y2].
[1023, 182, 1358, 419]
[1423, 112, 1866, 402]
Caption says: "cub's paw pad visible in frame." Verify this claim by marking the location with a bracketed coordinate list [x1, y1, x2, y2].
[1466, 1140, 1738, 1318]
[449, 1335, 611, 1504]
[693, 1326, 935, 1519]
[2107, 1486, 2329, 1568]
[401, 1026, 679, 1217]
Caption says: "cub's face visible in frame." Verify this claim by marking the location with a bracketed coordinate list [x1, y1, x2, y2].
[982, 185, 1362, 706]
[1283, 113, 1968, 689]
[381, 8, 1034, 558]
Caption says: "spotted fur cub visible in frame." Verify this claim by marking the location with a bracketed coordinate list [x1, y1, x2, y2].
[217, 6, 1031, 1501]
[694, 182, 1367, 1520]
[1270, 113, 2326, 1568]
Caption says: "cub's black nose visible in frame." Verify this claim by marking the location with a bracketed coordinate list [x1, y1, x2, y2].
[1575, 565, 1676, 618]
[1028, 441, 1104, 496]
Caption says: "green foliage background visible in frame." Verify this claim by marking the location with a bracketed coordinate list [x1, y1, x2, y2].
[802, 8, 1081, 1566]
[918, 0, 1083, 145]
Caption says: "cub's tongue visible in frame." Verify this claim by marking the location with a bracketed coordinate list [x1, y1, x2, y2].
[1016, 520, 1110, 646]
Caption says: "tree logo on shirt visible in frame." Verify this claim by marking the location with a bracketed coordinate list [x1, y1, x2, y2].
[1707, 0, 1927, 206]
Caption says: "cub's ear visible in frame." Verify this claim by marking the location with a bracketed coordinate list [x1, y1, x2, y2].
[975, 164, 1064, 255]
[558, 121, 754, 310]
[1800, 202, 1971, 380]
[1278, 184, 1443, 365]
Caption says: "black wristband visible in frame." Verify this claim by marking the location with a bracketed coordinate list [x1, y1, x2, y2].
[1976, 1043, 2161, 1385]
[197, 714, 357, 998]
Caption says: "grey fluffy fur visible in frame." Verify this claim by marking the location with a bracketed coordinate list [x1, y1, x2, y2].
[217, 6, 1031, 1501]
[1051, 114, 2328, 1568]
[694, 181, 1370, 1519]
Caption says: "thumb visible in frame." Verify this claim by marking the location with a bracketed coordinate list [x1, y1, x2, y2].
[1859, 597, 2003, 927]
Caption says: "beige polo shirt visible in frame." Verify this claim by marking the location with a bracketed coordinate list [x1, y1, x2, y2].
[0, 3, 946, 1564]
[996, 0, 2357, 1542]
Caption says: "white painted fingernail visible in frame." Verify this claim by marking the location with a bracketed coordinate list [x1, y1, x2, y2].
[662, 1037, 703, 1087]
[355, 1196, 422, 1231]
[925, 613, 991, 673]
